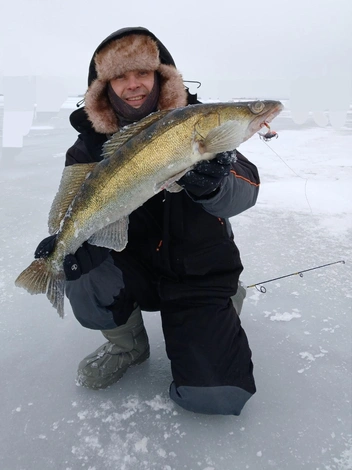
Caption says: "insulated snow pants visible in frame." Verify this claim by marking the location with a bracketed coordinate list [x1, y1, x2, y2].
[66, 255, 256, 415]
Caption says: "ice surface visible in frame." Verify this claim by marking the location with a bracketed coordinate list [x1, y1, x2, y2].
[0, 99, 351, 470]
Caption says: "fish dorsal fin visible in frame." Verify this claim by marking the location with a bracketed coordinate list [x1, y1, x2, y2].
[48, 163, 97, 234]
[202, 121, 246, 154]
[88, 216, 129, 252]
[103, 109, 172, 159]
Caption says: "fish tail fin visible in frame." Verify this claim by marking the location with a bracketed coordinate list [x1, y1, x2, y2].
[15, 259, 66, 318]
[15, 259, 50, 294]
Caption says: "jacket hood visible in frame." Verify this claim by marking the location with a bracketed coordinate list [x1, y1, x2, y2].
[82, 27, 188, 134]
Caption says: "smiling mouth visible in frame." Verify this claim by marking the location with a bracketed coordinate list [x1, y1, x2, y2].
[126, 95, 145, 102]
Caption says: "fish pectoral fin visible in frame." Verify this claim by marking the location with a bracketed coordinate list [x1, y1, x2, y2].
[48, 163, 97, 234]
[88, 216, 129, 252]
[165, 182, 184, 193]
[154, 168, 191, 193]
[202, 121, 246, 154]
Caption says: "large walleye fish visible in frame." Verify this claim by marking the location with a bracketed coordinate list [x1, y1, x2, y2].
[15, 100, 283, 316]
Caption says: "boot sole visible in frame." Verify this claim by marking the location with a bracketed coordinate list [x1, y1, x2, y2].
[77, 347, 150, 390]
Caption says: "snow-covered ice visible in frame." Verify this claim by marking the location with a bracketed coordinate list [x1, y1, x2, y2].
[0, 100, 351, 470]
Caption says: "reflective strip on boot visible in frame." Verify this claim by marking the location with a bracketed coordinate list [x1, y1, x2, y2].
[231, 281, 247, 316]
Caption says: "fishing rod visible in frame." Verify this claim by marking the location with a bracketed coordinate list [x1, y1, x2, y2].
[247, 260, 346, 293]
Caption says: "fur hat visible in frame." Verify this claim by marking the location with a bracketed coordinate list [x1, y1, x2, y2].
[84, 34, 187, 134]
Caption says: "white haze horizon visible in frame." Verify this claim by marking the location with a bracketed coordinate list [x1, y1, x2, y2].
[1, 0, 351, 100]
[1, 0, 351, 150]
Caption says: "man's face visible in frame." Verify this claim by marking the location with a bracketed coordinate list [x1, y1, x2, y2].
[110, 70, 155, 108]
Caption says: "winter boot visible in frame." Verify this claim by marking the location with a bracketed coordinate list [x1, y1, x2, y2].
[76, 306, 150, 389]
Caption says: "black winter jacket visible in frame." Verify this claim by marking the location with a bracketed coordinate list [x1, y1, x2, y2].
[65, 109, 260, 309]
[64, 27, 260, 309]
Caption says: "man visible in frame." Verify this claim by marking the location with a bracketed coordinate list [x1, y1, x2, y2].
[37, 27, 259, 415]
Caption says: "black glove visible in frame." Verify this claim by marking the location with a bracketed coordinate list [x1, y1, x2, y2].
[35, 234, 57, 259]
[34, 235, 110, 281]
[178, 151, 236, 199]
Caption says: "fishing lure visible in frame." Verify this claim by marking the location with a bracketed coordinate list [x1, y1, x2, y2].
[259, 122, 279, 141]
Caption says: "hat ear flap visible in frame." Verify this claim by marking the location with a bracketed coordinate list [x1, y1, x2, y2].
[84, 79, 119, 134]
[157, 64, 188, 110]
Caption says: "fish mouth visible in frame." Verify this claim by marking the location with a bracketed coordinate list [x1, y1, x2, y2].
[246, 102, 284, 139]
[261, 102, 284, 125]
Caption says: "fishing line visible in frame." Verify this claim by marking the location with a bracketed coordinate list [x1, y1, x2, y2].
[261, 138, 313, 214]
[247, 260, 346, 293]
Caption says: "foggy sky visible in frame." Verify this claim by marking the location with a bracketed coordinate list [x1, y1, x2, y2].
[1, 0, 351, 101]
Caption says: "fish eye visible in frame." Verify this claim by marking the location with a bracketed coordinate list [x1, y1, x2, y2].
[249, 101, 265, 114]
